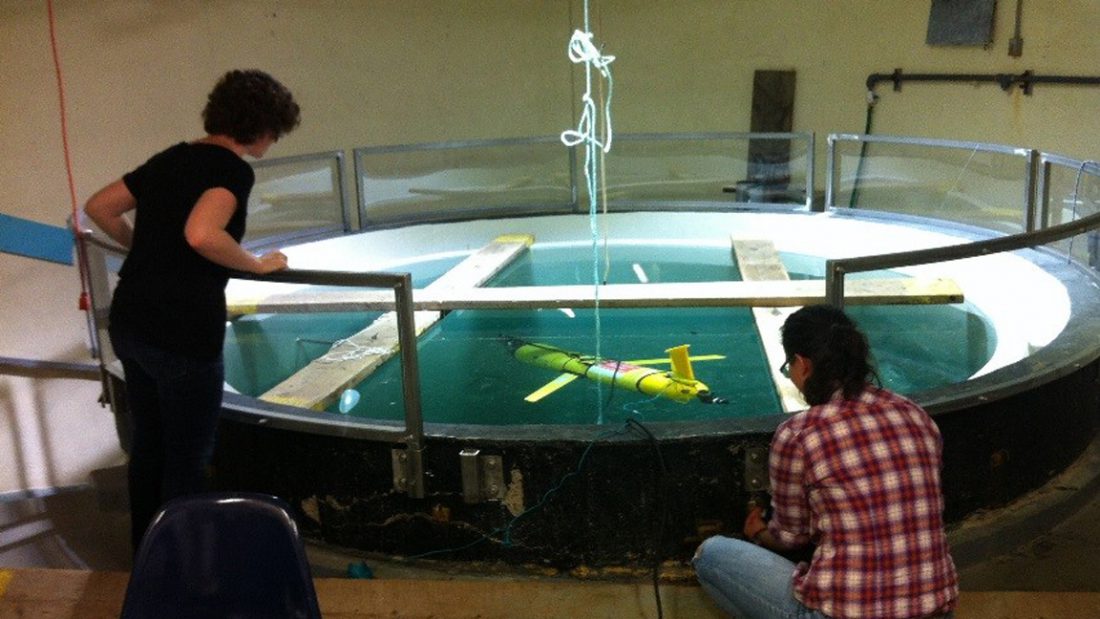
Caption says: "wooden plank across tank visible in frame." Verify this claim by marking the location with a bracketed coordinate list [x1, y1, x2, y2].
[731, 238, 807, 413]
[227, 276, 963, 315]
[258, 234, 534, 411]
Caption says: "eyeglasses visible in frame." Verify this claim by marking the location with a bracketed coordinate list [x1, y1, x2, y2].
[779, 357, 792, 378]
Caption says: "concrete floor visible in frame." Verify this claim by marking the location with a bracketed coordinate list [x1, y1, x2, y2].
[1, 432, 1100, 618]
[2, 465, 1097, 588]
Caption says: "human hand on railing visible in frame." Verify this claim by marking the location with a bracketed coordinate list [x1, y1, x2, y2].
[254, 250, 289, 274]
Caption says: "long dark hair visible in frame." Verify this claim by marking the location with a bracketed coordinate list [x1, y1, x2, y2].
[780, 304, 876, 406]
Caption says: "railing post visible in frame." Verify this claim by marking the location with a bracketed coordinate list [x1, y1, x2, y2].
[824, 134, 838, 209]
[825, 259, 846, 309]
[352, 147, 368, 231]
[393, 273, 426, 498]
[1037, 158, 1053, 230]
[1024, 149, 1039, 232]
[806, 132, 818, 211]
[80, 231, 110, 360]
[565, 143, 577, 213]
[332, 150, 352, 233]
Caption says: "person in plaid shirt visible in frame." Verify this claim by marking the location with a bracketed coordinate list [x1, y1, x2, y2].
[694, 305, 958, 618]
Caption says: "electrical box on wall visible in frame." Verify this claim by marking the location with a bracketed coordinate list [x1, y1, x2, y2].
[926, 0, 997, 46]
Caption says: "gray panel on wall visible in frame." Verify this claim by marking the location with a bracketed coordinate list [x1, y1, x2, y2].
[748, 70, 795, 183]
[926, 0, 997, 46]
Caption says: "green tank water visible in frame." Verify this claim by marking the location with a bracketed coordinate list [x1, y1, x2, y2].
[223, 244, 995, 425]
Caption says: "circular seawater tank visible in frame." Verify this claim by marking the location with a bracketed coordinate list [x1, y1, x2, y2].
[199, 209, 1100, 570]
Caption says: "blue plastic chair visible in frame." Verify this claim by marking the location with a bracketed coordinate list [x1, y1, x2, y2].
[119, 492, 322, 619]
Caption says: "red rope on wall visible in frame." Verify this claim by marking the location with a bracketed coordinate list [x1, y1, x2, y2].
[46, 0, 93, 310]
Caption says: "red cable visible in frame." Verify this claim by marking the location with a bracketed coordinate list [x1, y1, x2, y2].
[46, 0, 93, 311]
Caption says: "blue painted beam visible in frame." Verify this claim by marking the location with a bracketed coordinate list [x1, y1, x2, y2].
[0, 212, 73, 265]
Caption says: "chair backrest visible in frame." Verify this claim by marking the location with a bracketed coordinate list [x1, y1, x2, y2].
[120, 492, 322, 619]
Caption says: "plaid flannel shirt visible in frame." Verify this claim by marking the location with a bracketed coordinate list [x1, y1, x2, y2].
[768, 385, 958, 618]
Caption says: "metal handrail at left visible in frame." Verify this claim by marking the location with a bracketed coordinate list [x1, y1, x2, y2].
[230, 268, 426, 498]
[0, 356, 99, 380]
[79, 229, 427, 498]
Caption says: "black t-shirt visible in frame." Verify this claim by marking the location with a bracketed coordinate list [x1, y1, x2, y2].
[109, 142, 254, 360]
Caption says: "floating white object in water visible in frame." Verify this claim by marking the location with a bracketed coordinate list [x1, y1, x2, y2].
[338, 388, 360, 413]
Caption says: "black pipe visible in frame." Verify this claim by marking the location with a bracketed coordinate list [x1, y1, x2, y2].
[867, 68, 1100, 96]
[849, 92, 876, 208]
[846, 67, 1100, 208]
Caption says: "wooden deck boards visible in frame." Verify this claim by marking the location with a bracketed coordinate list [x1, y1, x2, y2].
[732, 239, 805, 413]
[259, 234, 534, 411]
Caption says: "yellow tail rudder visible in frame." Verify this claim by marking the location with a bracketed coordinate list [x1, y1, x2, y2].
[666, 344, 695, 380]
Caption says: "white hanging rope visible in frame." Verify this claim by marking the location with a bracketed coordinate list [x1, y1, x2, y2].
[560, 30, 615, 156]
[560, 4, 616, 424]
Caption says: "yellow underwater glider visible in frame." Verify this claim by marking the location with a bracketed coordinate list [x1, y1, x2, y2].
[507, 339, 728, 404]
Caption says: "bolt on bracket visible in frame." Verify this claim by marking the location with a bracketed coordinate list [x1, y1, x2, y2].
[391, 446, 426, 498]
[744, 446, 770, 493]
[459, 448, 505, 504]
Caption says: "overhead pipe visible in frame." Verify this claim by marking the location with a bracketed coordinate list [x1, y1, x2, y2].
[866, 68, 1100, 97]
[848, 68, 1100, 208]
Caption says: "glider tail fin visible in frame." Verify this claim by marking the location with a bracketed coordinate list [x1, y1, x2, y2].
[666, 344, 695, 381]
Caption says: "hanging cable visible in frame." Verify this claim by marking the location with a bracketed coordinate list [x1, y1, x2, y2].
[934, 145, 981, 215]
[848, 90, 878, 208]
[46, 0, 93, 313]
[626, 417, 668, 619]
[560, 0, 615, 424]
[404, 417, 669, 619]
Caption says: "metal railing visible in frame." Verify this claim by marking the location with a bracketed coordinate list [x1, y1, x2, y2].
[353, 132, 815, 230]
[0, 356, 99, 380]
[231, 268, 427, 498]
[825, 208, 1100, 308]
[1037, 154, 1100, 229]
[247, 150, 349, 246]
[51, 132, 1100, 489]
[825, 133, 1038, 232]
[823, 133, 1100, 307]
[77, 232, 429, 497]
[353, 136, 577, 229]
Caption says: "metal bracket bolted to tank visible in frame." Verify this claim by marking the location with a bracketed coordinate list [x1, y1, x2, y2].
[219, 266, 433, 499]
[459, 448, 506, 504]
[391, 446, 426, 499]
[744, 446, 770, 493]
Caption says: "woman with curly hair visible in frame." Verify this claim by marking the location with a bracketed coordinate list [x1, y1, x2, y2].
[694, 305, 958, 618]
[84, 69, 300, 552]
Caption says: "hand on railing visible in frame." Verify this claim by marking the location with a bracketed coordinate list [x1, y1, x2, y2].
[253, 250, 289, 274]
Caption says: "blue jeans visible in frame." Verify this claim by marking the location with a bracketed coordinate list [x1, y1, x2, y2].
[109, 325, 224, 552]
[693, 536, 829, 618]
[693, 536, 955, 619]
